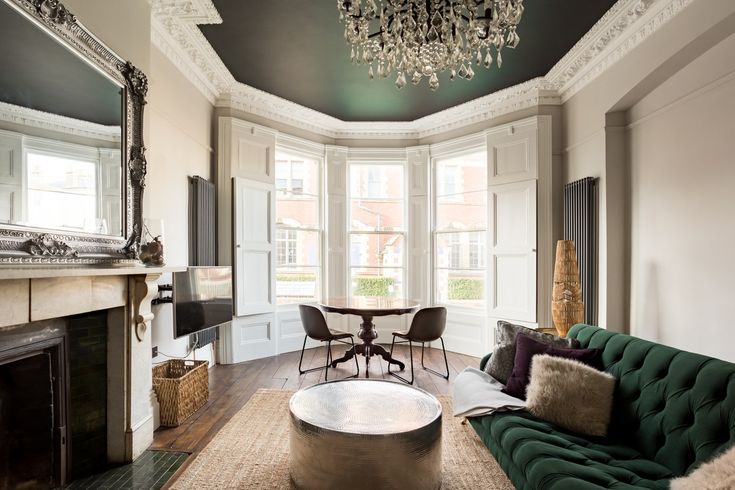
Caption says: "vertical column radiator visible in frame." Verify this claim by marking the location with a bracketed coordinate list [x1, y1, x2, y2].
[563, 177, 598, 325]
[188, 175, 217, 348]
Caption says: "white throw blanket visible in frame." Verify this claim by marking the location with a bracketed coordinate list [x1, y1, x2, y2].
[452, 367, 527, 418]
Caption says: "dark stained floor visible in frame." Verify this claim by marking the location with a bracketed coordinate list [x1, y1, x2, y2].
[152, 344, 479, 455]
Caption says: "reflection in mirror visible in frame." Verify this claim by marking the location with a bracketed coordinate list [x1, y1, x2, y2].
[0, 0, 123, 237]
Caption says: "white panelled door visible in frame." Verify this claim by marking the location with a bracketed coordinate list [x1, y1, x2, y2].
[488, 179, 537, 323]
[232, 176, 277, 360]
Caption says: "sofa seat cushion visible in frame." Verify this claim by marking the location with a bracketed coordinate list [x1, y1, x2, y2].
[471, 411, 674, 490]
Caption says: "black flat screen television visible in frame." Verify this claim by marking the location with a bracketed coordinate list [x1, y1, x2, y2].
[173, 266, 233, 339]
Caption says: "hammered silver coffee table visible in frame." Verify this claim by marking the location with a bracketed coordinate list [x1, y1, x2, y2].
[289, 379, 442, 490]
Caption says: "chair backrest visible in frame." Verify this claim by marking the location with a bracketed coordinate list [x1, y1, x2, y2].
[298, 304, 332, 341]
[407, 307, 447, 342]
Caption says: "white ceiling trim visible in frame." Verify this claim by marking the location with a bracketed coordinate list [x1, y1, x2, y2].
[150, 0, 691, 139]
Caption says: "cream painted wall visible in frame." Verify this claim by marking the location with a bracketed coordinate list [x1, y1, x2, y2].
[63, 0, 151, 73]
[562, 0, 735, 331]
[147, 46, 215, 364]
[627, 33, 735, 361]
[60, 2, 216, 364]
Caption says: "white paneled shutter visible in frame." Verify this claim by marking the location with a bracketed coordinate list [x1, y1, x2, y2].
[487, 121, 539, 325]
[230, 176, 278, 362]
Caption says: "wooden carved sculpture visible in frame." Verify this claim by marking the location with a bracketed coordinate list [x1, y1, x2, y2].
[551, 240, 584, 337]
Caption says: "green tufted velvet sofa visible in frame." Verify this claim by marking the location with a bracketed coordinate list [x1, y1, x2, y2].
[473, 324, 735, 489]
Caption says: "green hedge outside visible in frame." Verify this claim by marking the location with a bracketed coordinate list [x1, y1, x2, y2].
[276, 273, 316, 282]
[448, 277, 484, 300]
[353, 276, 394, 296]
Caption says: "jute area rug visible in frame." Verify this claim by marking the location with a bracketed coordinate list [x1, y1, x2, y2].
[170, 389, 514, 489]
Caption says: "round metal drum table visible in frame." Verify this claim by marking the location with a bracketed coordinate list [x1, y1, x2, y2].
[289, 379, 442, 490]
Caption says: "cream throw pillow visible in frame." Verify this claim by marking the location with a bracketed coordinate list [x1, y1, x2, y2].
[525, 354, 615, 437]
[670, 444, 735, 490]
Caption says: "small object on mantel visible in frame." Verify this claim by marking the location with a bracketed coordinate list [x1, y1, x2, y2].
[140, 236, 165, 266]
[141, 218, 165, 266]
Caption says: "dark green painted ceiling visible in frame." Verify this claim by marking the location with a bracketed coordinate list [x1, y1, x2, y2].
[0, 1, 122, 127]
[201, 0, 617, 121]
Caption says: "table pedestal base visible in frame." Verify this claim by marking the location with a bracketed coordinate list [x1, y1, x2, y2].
[330, 315, 405, 377]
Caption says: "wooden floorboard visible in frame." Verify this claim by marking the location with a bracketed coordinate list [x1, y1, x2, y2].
[152, 344, 478, 455]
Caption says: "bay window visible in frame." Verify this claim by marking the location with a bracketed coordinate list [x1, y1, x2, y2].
[433, 150, 487, 308]
[349, 162, 406, 298]
[275, 151, 322, 305]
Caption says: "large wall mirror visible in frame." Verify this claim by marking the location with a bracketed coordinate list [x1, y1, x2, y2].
[0, 0, 147, 264]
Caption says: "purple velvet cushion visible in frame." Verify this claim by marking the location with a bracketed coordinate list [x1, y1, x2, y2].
[503, 333, 601, 400]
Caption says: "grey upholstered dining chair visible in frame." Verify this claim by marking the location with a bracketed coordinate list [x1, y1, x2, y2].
[388, 306, 449, 384]
[298, 304, 359, 380]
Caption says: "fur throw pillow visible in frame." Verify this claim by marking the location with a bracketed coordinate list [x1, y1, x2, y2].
[670, 444, 735, 490]
[484, 321, 579, 384]
[525, 354, 615, 437]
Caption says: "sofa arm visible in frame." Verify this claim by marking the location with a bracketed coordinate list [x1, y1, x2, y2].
[479, 352, 492, 371]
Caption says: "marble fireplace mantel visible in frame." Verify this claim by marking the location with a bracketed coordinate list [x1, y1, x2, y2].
[0, 265, 186, 464]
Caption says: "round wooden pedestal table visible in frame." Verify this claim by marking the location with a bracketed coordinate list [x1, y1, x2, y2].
[289, 379, 442, 490]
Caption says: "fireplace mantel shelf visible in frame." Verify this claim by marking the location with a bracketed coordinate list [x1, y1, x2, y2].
[0, 265, 185, 467]
[0, 265, 186, 280]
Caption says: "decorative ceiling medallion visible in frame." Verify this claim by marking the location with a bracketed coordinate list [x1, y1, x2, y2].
[338, 0, 524, 90]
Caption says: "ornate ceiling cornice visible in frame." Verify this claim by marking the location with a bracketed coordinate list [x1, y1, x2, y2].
[0, 101, 121, 142]
[150, 0, 691, 140]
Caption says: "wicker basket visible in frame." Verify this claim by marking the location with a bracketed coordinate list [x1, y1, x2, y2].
[152, 359, 209, 427]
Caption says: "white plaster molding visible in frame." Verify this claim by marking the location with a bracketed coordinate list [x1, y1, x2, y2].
[0, 101, 121, 143]
[276, 132, 327, 159]
[152, 0, 694, 138]
[546, 0, 695, 101]
[347, 147, 409, 161]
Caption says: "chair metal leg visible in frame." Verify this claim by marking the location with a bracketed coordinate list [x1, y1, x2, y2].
[299, 336, 339, 377]
[422, 337, 450, 380]
[324, 341, 332, 381]
[298, 335, 308, 374]
[387, 335, 396, 375]
[389, 337, 415, 385]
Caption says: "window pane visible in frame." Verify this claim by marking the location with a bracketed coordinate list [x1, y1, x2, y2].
[436, 151, 486, 196]
[349, 233, 404, 268]
[350, 268, 404, 298]
[435, 269, 485, 307]
[350, 199, 403, 231]
[436, 232, 486, 269]
[276, 194, 319, 229]
[276, 229, 320, 267]
[276, 267, 319, 305]
[435, 190, 486, 232]
[27, 153, 96, 194]
[350, 164, 403, 199]
[27, 189, 96, 231]
[275, 153, 319, 195]
[26, 153, 99, 232]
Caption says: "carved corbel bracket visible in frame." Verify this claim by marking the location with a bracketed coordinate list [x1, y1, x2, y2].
[130, 274, 161, 342]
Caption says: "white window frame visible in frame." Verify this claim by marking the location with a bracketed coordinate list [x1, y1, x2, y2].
[347, 158, 408, 299]
[274, 148, 324, 308]
[431, 145, 488, 312]
[22, 136, 110, 235]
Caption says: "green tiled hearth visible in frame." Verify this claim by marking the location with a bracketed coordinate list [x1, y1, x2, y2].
[65, 450, 188, 490]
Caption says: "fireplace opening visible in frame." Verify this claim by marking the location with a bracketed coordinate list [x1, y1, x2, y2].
[0, 341, 66, 490]
[0, 310, 109, 489]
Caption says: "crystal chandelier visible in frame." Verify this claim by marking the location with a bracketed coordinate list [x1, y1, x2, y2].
[337, 0, 524, 91]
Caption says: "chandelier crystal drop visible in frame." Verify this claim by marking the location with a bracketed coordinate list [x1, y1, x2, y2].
[337, 0, 524, 91]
